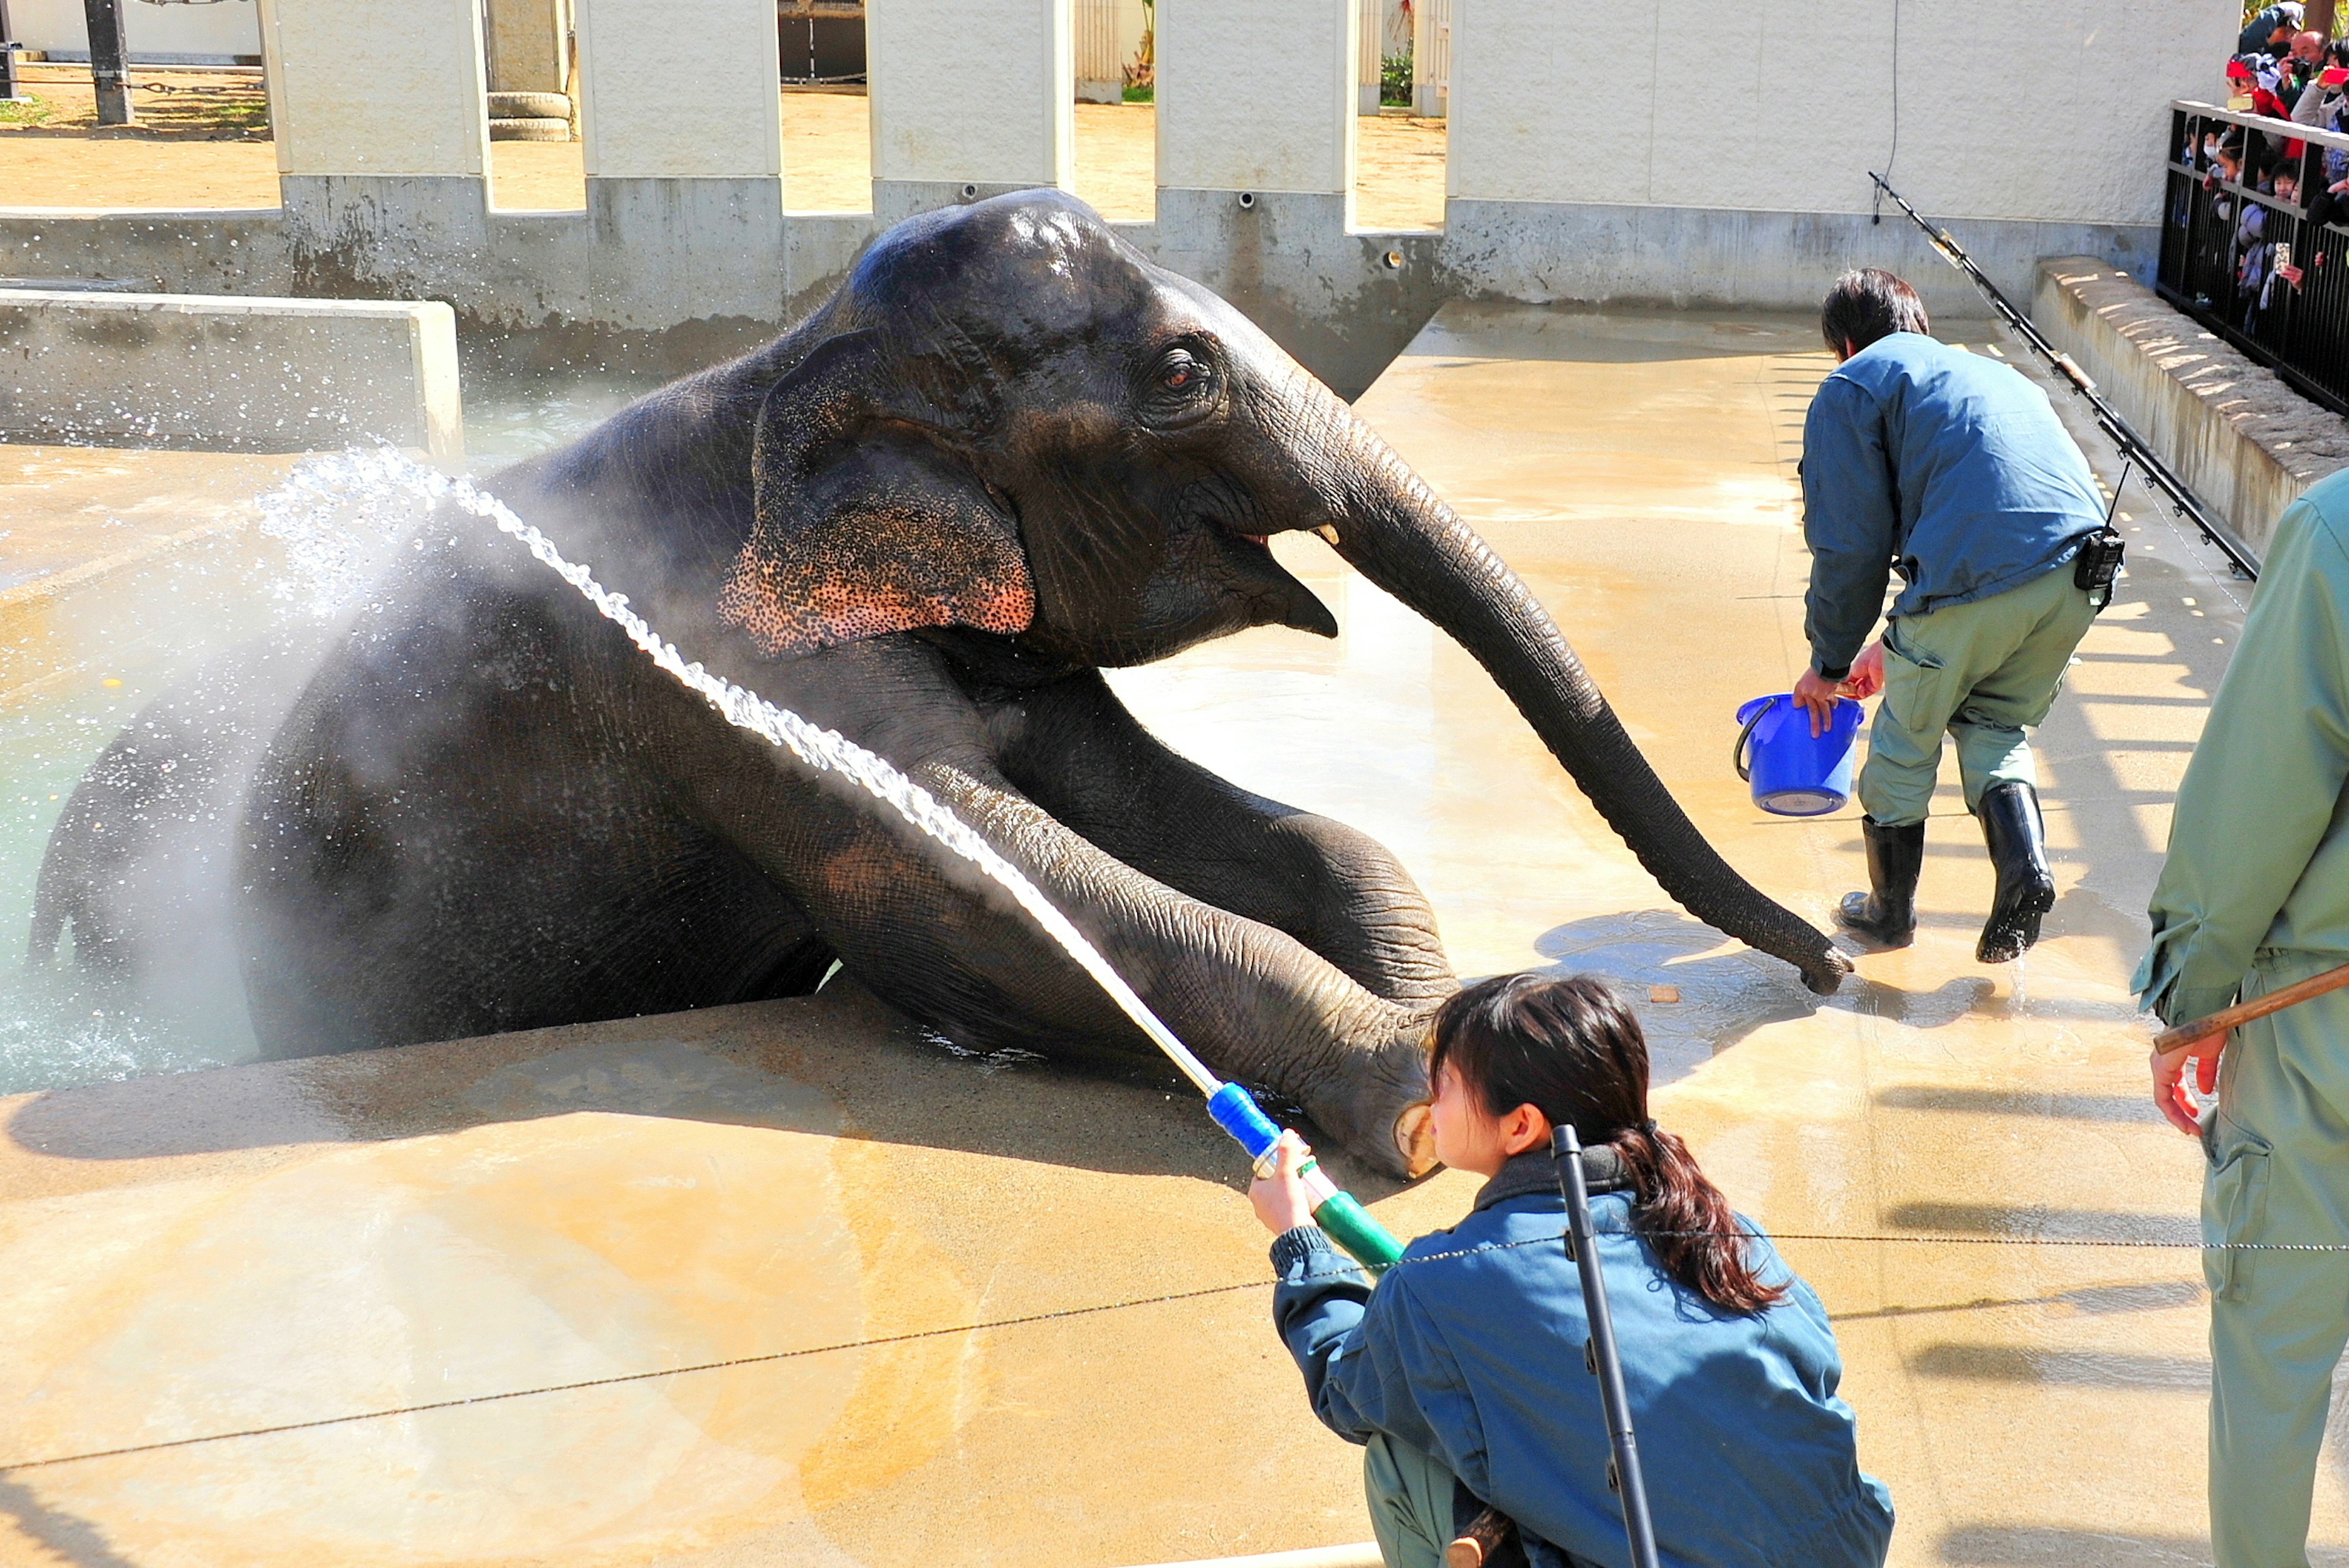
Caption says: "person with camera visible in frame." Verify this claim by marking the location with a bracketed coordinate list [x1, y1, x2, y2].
[1791, 270, 2113, 966]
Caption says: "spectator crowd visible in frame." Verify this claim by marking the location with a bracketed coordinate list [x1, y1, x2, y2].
[2183, 4, 2349, 325]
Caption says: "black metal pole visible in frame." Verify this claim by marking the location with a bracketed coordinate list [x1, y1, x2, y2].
[1867, 169, 2260, 581]
[81, 0, 132, 125]
[1554, 1124, 1661, 1568]
[0, 0, 20, 103]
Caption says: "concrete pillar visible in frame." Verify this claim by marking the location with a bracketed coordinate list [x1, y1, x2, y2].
[1411, 0, 1447, 117]
[80, 0, 130, 125]
[486, 0, 570, 95]
[1356, 0, 1379, 115]
[1157, 0, 1353, 203]
[1154, 0, 1397, 391]
[575, 0, 784, 323]
[255, 0, 489, 292]
[867, 0, 1072, 224]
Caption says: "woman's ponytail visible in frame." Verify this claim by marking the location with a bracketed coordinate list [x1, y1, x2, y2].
[1613, 1122, 1786, 1314]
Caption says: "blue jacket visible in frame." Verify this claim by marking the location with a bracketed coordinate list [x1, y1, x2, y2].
[1800, 332, 2106, 679]
[1271, 1153, 1893, 1568]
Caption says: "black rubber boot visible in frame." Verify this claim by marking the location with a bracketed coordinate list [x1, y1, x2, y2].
[1977, 780, 2057, 964]
[1835, 817, 1924, 949]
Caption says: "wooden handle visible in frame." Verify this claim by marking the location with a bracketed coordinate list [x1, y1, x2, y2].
[2151, 958, 2349, 1052]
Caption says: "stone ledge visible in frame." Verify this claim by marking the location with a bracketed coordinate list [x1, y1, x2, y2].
[2035, 256, 2349, 561]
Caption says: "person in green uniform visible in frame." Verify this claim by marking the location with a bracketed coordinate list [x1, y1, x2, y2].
[1792, 270, 2113, 964]
[2143, 467, 2349, 1568]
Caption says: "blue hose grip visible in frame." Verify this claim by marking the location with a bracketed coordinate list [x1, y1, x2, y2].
[1207, 1081, 1282, 1161]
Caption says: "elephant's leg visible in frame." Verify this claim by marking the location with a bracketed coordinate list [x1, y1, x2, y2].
[991, 670, 1452, 1008]
[677, 646, 1436, 1174]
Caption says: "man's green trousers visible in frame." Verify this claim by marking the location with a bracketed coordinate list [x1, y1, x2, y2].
[2206, 956, 2349, 1568]
[1858, 563, 2097, 826]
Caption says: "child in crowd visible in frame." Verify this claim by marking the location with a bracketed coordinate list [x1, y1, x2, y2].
[1250, 973, 1893, 1568]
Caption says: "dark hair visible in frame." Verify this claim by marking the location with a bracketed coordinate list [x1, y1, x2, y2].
[1819, 268, 1931, 357]
[2329, 38, 2349, 67]
[1427, 972, 1786, 1314]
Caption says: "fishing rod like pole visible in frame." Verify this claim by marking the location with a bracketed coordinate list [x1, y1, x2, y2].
[2153, 958, 2349, 1052]
[1555, 1123, 1661, 1568]
[1866, 171, 2261, 583]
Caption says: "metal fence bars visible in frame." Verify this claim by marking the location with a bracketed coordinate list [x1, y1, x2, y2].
[2159, 99, 2349, 417]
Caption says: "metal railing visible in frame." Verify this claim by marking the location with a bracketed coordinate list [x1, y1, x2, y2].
[2159, 99, 2349, 418]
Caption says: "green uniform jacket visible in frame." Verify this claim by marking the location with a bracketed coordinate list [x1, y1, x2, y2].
[2138, 469, 2349, 1026]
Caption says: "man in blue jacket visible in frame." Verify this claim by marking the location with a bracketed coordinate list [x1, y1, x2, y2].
[1790, 269, 2109, 964]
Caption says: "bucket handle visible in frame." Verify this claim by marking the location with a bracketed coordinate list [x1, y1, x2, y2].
[1732, 696, 1776, 783]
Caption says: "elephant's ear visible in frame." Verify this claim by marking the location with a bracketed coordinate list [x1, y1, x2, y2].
[719, 330, 1036, 657]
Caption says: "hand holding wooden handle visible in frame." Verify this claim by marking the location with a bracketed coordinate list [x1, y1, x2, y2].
[2152, 958, 2349, 1052]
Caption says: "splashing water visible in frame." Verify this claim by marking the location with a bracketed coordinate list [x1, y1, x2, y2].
[313, 447, 1223, 1096]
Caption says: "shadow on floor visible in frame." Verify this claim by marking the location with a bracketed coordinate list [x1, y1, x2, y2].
[0, 1476, 141, 1568]
[1938, 1524, 2213, 1566]
[1, 980, 1374, 1191]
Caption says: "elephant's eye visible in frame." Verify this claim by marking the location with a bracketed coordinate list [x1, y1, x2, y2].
[1143, 343, 1220, 429]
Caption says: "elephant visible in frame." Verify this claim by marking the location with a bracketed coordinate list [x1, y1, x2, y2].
[32, 191, 1847, 1177]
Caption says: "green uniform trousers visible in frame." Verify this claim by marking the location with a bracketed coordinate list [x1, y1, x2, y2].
[1364, 1433, 1454, 1568]
[2205, 956, 2349, 1568]
[1858, 562, 2098, 826]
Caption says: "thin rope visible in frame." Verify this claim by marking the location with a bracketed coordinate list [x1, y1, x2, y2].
[4, 1222, 2323, 1476]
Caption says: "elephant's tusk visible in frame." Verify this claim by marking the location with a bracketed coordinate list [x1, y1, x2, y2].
[1313, 523, 1343, 547]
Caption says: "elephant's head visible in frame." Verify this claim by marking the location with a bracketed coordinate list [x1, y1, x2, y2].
[720, 192, 1850, 1010]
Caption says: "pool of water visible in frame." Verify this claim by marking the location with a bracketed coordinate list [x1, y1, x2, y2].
[0, 380, 662, 1096]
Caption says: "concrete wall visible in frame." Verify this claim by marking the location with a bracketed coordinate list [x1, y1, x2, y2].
[0, 289, 461, 458]
[0, 0, 2257, 399]
[12, 0, 260, 62]
[868, 0, 1071, 223]
[2035, 257, 2349, 564]
[257, 0, 486, 177]
[578, 0, 777, 180]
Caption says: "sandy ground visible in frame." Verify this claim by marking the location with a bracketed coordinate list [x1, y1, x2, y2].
[0, 305, 2288, 1564]
[0, 80, 1449, 230]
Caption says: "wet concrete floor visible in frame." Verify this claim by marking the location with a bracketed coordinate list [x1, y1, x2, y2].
[0, 305, 2296, 1565]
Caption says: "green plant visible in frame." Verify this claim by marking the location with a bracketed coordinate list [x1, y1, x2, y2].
[0, 93, 53, 127]
[1380, 50, 1412, 107]
[1121, 83, 1153, 103]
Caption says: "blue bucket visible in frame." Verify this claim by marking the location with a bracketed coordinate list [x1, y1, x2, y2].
[1734, 693, 1865, 816]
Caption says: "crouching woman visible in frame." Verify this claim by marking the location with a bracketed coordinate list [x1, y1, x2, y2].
[1250, 974, 1893, 1568]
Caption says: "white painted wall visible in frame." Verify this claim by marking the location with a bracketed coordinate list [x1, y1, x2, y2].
[256, 0, 486, 176]
[577, 0, 780, 179]
[10, 0, 261, 62]
[868, 0, 1072, 188]
[1158, 0, 1354, 194]
[1449, 0, 2233, 224]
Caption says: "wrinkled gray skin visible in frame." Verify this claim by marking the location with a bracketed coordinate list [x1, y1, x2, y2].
[34, 193, 1846, 1176]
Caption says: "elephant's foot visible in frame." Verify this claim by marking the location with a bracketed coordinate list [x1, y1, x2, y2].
[1392, 1101, 1438, 1177]
[1296, 1010, 1439, 1180]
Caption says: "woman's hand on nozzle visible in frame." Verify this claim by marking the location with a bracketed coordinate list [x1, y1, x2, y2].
[1249, 1131, 1321, 1235]
[2151, 1030, 2227, 1136]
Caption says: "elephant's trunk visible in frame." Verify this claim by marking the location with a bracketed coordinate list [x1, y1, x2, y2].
[1319, 419, 1851, 996]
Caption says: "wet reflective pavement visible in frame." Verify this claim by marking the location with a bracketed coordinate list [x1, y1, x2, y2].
[0, 306, 2294, 1565]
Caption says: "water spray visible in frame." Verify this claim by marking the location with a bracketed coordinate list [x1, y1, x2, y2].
[297, 450, 1408, 1276]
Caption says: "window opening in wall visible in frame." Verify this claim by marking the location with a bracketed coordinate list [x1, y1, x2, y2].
[0, 0, 275, 212]
[1071, 0, 1152, 222]
[779, 0, 866, 213]
[1352, 0, 1443, 232]
[484, 0, 582, 211]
